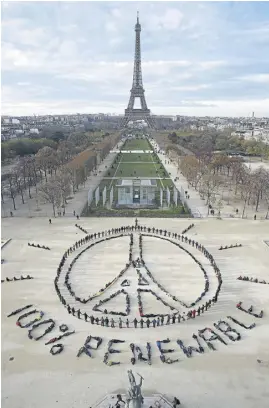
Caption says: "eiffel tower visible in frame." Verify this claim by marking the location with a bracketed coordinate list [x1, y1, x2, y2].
[120, 13, 155, 129]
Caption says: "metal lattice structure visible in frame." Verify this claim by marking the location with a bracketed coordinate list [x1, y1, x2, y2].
[121, 13, 155, 129]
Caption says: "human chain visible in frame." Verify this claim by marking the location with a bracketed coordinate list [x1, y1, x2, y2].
[237, 276, 269, 285]
[139, 233, 213, 308]
[219, 244, 242, 250]
[2, 275, 34, 283]
[64, 304, 215, 328]
[181, 223, 194, 235]
[7, 301, 264, 362]
[75, 224, 88, 234]
[54, 223, 223, 328]
[28, 243, 50, 250]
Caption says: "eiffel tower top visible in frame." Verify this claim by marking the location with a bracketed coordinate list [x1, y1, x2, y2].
[135, 10, 141, 31]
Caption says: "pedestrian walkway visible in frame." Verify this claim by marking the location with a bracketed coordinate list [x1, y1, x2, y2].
[150, 139, 209, 218]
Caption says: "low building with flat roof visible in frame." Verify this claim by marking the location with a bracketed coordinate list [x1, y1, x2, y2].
[116, 179, 157, 207]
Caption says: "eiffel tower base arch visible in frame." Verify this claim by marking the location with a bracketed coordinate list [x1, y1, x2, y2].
[120, 110, 156, 129]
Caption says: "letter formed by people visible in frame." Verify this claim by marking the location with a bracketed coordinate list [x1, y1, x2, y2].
[126, 370, 144, 408]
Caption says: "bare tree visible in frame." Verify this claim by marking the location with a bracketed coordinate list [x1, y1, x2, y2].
[238, 171, 253, 218]
[12, 168, 25, 204]
[1, 183, 5, 203]
[57, 141, 73, 165]
[54, 169, 72, 210]
[36, 146, 57, 182]
[179, 156, 206, 189]
[199, 171, 221, 214]
[6, 173, 17, 210]
[252, 167, 268, 212]
[39, 180, 61, 217]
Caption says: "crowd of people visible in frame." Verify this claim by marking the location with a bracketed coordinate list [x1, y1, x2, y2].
[219, 244, 242, 250]
[2, 275, 33, 283]
[54, 221, 223, 329]
[176, 334, 204, 357]
[237, 276, 269, 285]
[16, 308, 44, 328]
[213, 320, 241, 341]
[28, 242, 50, 250]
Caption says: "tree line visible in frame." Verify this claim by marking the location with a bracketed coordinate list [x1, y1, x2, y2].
[168, 130, 269, 160]
[1, 133, 120, 216]
[1, 130, 111, 163]
[179, 154, 269, 217]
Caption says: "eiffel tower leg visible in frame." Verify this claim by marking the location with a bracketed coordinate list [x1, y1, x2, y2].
[127, 94, 135, 110]
[139, 94, 148, 110]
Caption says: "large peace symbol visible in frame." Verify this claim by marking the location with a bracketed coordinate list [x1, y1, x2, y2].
[54, 224, 222, 329]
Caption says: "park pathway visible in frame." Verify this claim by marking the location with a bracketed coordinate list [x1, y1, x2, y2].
[150, 139, 209, 218]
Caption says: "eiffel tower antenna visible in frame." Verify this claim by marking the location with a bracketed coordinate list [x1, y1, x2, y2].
[120, 13, 155, 129]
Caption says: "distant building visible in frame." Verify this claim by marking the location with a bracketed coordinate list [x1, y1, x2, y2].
[116, 179, 157, 207]
[29, 128, 39, 134]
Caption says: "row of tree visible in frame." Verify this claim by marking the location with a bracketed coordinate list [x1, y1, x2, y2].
[1, 133, 120, 216]
[179, 154, 269, 217]
[1, 141, 77, 212]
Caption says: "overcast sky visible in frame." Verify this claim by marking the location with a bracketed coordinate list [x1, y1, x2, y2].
[1, 1, 269, 117]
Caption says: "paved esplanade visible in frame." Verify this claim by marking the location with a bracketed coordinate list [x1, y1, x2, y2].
[1, 217, 269, 408]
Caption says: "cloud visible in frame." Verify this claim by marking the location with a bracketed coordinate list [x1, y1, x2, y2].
[17, 82, 30, 86]
[105, 21, 118, 33]
[1, 1, 269, 117]
[171, 84, 211, 92]
[238, 74, 269, 84]
[147, 8, 184, 31]
[198, 60, 228, 70]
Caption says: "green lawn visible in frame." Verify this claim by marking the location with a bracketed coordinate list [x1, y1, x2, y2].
[121, 138, 152, 150]
[105, 151, 168, 179]
[118, 152, 156, 163]
[114, 162, 168, 178]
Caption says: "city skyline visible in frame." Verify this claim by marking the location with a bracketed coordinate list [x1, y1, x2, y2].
[1, 1, 269, 117]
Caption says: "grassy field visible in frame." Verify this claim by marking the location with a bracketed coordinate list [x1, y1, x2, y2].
[104, 139, 169, 180]
[121, 138, 152, 150]
[114, 163, 167, 178]
[118, 153, 154, 162]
